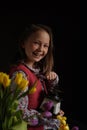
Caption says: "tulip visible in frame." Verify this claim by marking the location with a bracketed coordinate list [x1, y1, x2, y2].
[63, 124, 70, 130]
[14, 72, 23, 85]
[42, 111, 52, 118]
[30, 118, 39, 126]
[43, 101, 53, 111]
[0, 72, 5, 83]
[19, 78, 29, 90]
[0, 72, 11, 87]
[3, 75, 11, 87]
[29, 81, 37, 94]
[71, 126, 79, 130]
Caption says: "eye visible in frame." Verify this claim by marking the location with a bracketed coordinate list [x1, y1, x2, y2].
[44, 44, 49, 48]
[34, 41, 40, 45]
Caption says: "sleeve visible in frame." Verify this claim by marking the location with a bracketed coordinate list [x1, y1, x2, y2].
[45, 74, 59, 92]
[18, 96, 60, 128]
[17, 95, 41, 126]
[10, 70, 41, 126]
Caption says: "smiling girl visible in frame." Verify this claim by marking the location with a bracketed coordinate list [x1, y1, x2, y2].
[9, 24, 63, 130]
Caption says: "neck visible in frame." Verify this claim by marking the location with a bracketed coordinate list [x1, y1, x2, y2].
[24, 60, 34, 68]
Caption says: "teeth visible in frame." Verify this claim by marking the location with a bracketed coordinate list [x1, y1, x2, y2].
[34, 53, 40, 56]
[33, 52, 42, 56]
[35, 53, 39, 56]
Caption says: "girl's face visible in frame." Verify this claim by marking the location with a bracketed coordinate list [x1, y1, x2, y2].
[22, 30, 50, 67]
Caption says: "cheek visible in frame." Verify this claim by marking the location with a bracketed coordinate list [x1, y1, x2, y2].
[45, 48, 49, 54]
[30, 44, 38, 50]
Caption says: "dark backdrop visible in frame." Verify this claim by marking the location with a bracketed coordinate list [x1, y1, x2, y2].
[0, 8, 85, 129]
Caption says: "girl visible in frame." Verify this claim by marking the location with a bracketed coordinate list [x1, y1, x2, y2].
[9, 24, 63, 130]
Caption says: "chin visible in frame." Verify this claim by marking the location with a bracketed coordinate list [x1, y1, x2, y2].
[34, 58, 42, 62]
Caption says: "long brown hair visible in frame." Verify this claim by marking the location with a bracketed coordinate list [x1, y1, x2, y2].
[17, 24, 54, 75]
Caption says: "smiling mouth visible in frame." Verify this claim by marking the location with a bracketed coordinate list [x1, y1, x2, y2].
[33, 52, 43, 57]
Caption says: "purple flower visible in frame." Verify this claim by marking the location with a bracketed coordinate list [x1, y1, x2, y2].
[71, 126, 79, 130]
[43, 101, 53, 111]
[42, 111, 52, 118]
[30, 118, 39, 126]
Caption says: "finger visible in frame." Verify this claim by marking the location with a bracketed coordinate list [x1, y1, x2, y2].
[48, 72, 57, 80]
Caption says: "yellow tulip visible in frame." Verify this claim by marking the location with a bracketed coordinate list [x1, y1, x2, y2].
[28, 81, 37, 94]
[3, 74, 11, 88]
[57, 115, 62, 120]
[62, 116, 67, 120]
[14, 73, 23, 85]
[0, 72, 5, 83]
[57, 115, 70, 130]
[19, 78, 29, 90]
[0, 72, 11, 87]
[63, 124, 70, 130]
[59, 124, 70, 130]
[57, 115, 67, 123]
[61, 119, 66, 125]
[29, 87, 36, 94]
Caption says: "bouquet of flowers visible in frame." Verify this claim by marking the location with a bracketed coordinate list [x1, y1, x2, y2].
[39, 88, 79, 130]
[40, 99, 70, 130]
[0, 72, 37, 130]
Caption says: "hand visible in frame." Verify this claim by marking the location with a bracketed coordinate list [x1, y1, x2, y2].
[58, 109, 64, 116]
[46, 71, 57, 80]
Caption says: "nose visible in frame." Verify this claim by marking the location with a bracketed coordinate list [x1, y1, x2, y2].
[38, 45, 44, 51]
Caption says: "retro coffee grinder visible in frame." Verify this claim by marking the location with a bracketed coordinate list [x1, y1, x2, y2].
[40, 85, 62, 115]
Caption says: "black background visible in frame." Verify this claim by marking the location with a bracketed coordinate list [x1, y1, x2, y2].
[0, 7, 85, 129]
